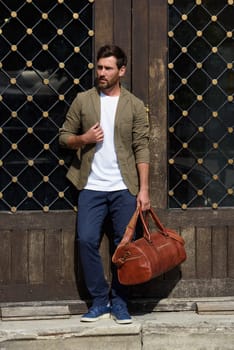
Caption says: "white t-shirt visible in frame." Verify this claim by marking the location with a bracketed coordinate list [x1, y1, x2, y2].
[84, 92, 127, 191]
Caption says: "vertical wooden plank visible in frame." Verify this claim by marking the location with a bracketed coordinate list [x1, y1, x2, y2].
[28, 230, 45, 284]
[44, 229, 61, 283]
[148, 0, 168, 208]
[228, 226, 234, 278]
[113, 0, 132, 89]
[61, 229, 76, 282]
[196, 227, 212, 279]
[132, 0, 149, 102]
[212, 226, 227, 278]
[0, 230, 11, 283]
[181, 226, 196, 279]
[94, 0, 114, 54]
[11, 229, 28, 283]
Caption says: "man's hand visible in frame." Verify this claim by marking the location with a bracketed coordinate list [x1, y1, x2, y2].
[82, 122, 104, 144]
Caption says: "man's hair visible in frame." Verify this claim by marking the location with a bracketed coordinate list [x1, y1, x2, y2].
[97, 45, 127, 69]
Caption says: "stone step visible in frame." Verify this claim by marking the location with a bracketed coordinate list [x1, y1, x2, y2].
[0, 298, 234, 350]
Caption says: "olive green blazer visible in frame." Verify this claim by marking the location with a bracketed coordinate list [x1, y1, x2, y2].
[59, 86, 150, 195]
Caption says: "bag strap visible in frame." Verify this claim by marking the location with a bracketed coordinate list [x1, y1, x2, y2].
[139, 207, 185, 244]
[118, 208, 140, 245]
[118, 206, 185, 245]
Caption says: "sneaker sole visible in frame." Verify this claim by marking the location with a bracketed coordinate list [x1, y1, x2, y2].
[81, 313, 110, 322]
[111, 315, 133, 324]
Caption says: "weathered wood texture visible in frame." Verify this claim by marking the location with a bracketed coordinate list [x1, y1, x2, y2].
[0, 0, 233, 303]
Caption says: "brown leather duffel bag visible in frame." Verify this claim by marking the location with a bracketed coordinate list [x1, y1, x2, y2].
[112, 207, 186, 285]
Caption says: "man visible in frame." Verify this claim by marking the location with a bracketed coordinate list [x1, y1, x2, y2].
[59, 45, 150, 324]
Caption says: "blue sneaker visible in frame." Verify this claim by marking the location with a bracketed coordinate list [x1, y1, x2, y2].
[81, 305, 110, 322]
[111, 304, 132, 324]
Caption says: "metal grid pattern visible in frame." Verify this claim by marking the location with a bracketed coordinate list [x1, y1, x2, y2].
[0, 0, 94, 212]
[168, 0, 234, 209]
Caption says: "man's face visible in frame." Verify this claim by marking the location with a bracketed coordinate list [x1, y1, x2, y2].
[96, 56, 125, 91]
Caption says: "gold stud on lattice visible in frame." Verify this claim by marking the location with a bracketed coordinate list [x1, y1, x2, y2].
[73, 206, 78, 212]
[27, 192, 33, 198]
[59, 95, 65, 101]
[0, 62, 2, 68]
[227, 31, 233, 38]
[228, 159, 234, 165]
[198, 126, 204, 132]
[227, 63, 233, 69]
[12, 176, 18, 183]
[212, 203, 218, 209]
[42, 44, 48, 50]
[0, 160, 3, 166]
[12, 143, 17, 150]
[43, 176, 49, 182]
[74, 47, 80, 53]
[11, 11, 17, 18]
[213, 142, 219, 149]
[197, 95, 203, 101]
[28, 160, 34, 166]
[58, 0, 64, 3]
[11, 45, 17, 52]
[168, 31, 174, 38]
[59, 62, 65, 69]
[27, 95, 33, 101]
[10, 78, 16, 85]
[213, 174, 219, 180]
[181, 204, 187, 210]
[11, 207, 17, 213]
[211, 16, 217, 22]
[212, 47, 218, 53]
[0, 192, 3, 199]
[0, 96, 3, 101]
[227, 188, 233, 195]
[59, 159, 65, 166]
[43, 79, 49, 85]
[228, 0, 234, 5]
[168, 0, 174, 4]
[197, 62, 203, 69]
[197, 190, 203, 196]
[168, 190, 174, 196]
[0, 128, 2, 134]
[182, 110, 188, 117]
[197, 158, 203, 164]
[181, 47, 187, 53]
[197, 31, 203, 37]
[73, 78, 80, 85]
[181, 78, 187, 85]
[228, 127, 233, 133]
[168, 158, 175, 165]
[212, 111, 218, 117]
[43, 111, 49, 118]
[57, 29, 63, 35]
[169, 94, 175, 101]
[181, 14, 188, 21]
[182, 174, 188, 180]
[168, 63, 174, 69]
[27, 127, 33, 134]
[196, 0, 202, 4]
[11, 111, 17, 118]
[26, 61, 33, 67]
[43, 206, 49, 212]
[73, 13, 79, 19]
[88, 30, 94, 37]
[42, 13, 48, 20]
[88, 63, 94, 69]
[182, 143, 188, 149]
[44, 144, 50, 150]
[169, 127, 174, 133]
[228, 95, 233, 102]
[212, 79, 218, 85]
[26, 28, 33, 35]
[58, 192, 64, 198]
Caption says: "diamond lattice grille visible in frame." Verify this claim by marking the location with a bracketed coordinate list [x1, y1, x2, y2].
[168, 0, 234, 209]
[0, 0, 94, 212]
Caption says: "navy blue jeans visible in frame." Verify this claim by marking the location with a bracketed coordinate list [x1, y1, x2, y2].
[77, 189, 137, 307]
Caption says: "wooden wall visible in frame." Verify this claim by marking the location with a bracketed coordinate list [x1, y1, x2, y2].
[0, 0, 233, 303]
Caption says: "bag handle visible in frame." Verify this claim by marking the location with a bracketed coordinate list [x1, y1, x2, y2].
[119, 206, 185, 245]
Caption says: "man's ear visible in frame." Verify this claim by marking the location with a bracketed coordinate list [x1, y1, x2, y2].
[119, 65, 126, 77]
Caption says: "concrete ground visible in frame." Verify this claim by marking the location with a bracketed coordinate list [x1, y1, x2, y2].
[0, 298, 234, 350]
